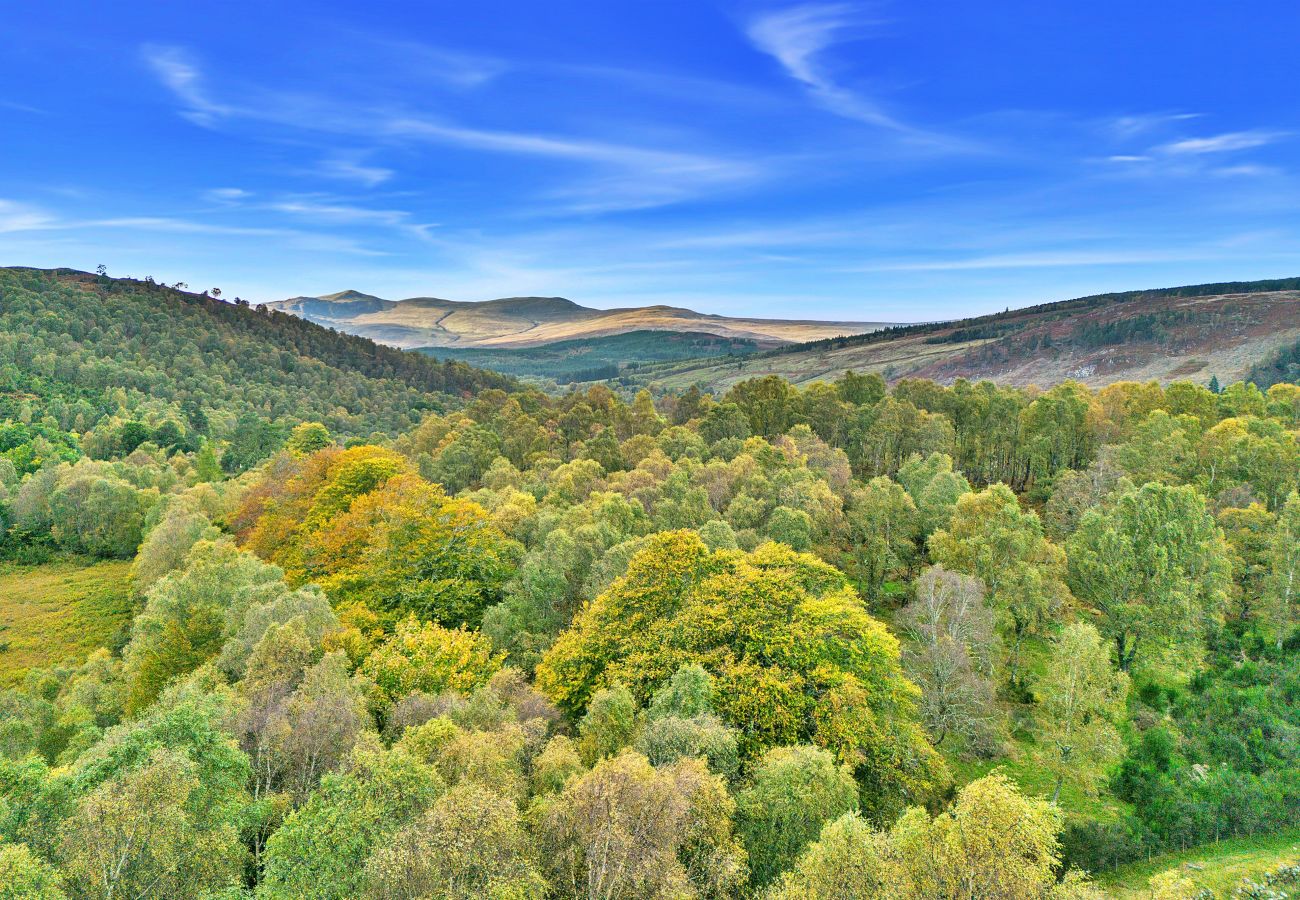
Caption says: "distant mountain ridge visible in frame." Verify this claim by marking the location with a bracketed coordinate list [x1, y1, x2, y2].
[267, 291, 887, 350]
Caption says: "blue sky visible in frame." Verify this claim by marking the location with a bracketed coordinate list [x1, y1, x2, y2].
[2, 1, 1298, 321]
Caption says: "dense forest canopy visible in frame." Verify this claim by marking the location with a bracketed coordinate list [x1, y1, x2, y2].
[0, 267, 513, 455]
[2, 272, 1300, 898]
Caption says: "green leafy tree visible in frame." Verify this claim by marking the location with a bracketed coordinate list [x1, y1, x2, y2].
[929, 484, 1069, 685]
[852, 397, 954, 478]
[1067, 483, 1232, 670]
[122, 539, 284, 714]
[736, 745, 859, 889]
[764, 812, 898, 900]
[636, 665, 740, 779]
[59, 748, 244, 900]
[538, 751, 745, 900]
[304, 474, 519, 628]
[1018, 381, 1099, 486]
[48, 469, 156, 558]
[577, 683, 638, 766]
[285, 421, 332, 456]
[222, 412, 286, 474]
[1261, 491, 1300, 646]
[259, 743, 444, 900]
[835, 370, 886, 407]
[361, 616, 503, 708]
[725, 375, 801, 439]
[1217, 501, 1276, 626]
[1033, 624, 1128, 803]
[363, 782, 545, 900]
[842, 477, 919, 600]
[193, 442, 222, 482]
[0, 843, 68, 900]
[131, 501, 219, 595]
[896, 452, 970, 536]
[890, 772, 1064, 900]
[699, 402, 752, 444]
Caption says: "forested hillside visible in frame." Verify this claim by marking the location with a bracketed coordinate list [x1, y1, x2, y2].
[0, 267, 512, 449]
[620, 279, 1300, 393]
[419, 330, 764, 384]
[2, 342, 1298, 897]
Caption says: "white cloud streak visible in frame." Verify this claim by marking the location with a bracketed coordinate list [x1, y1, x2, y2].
[1158, 130, 1285, 155]
[850, 248, 1239, 272]
[746, 3, 902, 129]
[0, 199, 59, 233]
[142, 45, 233, 126]
[140, 44, 765, 212]
[744, 3, 973, 152]
[315, 157, 394, 187]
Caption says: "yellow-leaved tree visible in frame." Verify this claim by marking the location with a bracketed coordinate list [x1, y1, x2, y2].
[537, 530, 947, 818]
[238, 445, 519, 627]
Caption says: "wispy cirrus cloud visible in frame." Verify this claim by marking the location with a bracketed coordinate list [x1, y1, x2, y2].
[1102, 127, 1289, 180]
[353, 35, 508, 89]
[851, 248, 1216, 272]
[142, 45, 233, 126]
[140, 44, 767, 213]
[1105, 111, 1201, 139]
[1158, 130, 1286, 155]
[0, 199, 58, 233]
[0, 196, 388, 256]
[746, 3, 899, 129]
[197, 186, 437, 241]
[203, 187, 252, 204]
[381, 116, 711, 168]
[265, 196, 437, 239]
[314, 156, 395, 187]
[0, 99, 47, 115]
[744, 3, 973, 151]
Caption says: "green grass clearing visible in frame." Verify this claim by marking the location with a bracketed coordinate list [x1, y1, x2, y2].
[0, 559, 134, 686]
[1097, 828, 1300, 898]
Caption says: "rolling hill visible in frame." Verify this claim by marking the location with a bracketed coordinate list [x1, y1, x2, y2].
[618, 278, 1300, 393]
[418, 330, 762, 383]
[0, 267, 515, 439]
[267, 290, 886, 349]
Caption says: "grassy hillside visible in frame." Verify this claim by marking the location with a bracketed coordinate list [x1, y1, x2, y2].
[1099, 828, 1300, 897]
[418, 330, 764, 383]
[617, 277, 1300, 393]
[0, 559, 133, 686]
[270, 291, 886, 349]
[0, 267, 514, 440]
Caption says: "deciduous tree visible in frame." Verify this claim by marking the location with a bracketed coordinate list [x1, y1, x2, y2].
[736, 745, 859, 889]
[929, 484, 1068, 685]
[1033, 624, 1127, 803]
[1067, 483, 1231, 670]
[898, 567, 1002, 754]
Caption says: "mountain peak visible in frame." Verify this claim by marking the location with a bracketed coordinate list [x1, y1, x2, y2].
[269, 287, 884, 350]
[316, 289, 388, 304]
